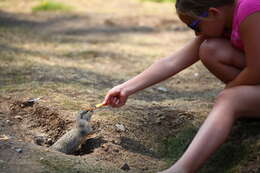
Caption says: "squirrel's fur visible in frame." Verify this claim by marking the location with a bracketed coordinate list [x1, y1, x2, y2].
[50, 110, 93, 154]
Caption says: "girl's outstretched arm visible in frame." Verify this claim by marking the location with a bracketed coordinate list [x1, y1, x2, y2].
[103, 36, 205, 107]
[122, 36, 204, 95]
[226, 13, 260, 88]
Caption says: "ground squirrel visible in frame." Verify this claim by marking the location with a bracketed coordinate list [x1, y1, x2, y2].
[50, 110, 94, 154]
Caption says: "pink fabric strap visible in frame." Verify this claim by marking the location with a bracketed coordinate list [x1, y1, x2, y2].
[231, 0, 260, 50]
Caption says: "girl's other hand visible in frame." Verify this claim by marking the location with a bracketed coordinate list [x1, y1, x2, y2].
[102, 85, 129, 108]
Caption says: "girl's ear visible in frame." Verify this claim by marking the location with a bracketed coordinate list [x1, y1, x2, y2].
[208, 7, 222, 19]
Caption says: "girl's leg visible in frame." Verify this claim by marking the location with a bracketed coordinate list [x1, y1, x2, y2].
[159, 38, 250, 173]
[161, 86, 260, 173]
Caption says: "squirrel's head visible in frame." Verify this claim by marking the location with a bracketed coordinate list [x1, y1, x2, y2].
[78, 110, 94, 121]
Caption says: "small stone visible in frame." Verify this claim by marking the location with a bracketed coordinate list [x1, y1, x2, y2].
[112, 139, 121, 145]
[40, 157, 44, 161]
[104, 19, 116, 26]
[142, 166, 149, 171]
[115, 124, 126, 132]
[0, 135, 9, 141]
[113, 148, 119, 153]
[155, 118, 162, 124]
[0, 159, 5, 167]
[34, 136, 46, 146]
[102, 144, 110, 152]
[0, 159, 5, 163]
[15, 148, 22, 153]
[46, 138, 53, 145]
[157, 87, 168, 92]
[6, 120, 10, 124]
[0, 122, 5, 127]
[194, 73, 199, 77]
[121, 163, 130, 171]
[20, 98, 40, 108]
[14, 116, 23, 120]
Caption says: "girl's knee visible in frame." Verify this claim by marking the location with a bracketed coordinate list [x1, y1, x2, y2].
[215, 89, 236, 105]
[214, 87, 246, 118]
[199, 39, 232, 65]
[199, 39, 220, 62]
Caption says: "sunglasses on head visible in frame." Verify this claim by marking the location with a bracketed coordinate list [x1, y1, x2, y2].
[187, 12, 208, 33]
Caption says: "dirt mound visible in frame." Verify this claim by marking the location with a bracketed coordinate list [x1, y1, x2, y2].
[9, 99, 73, 145]
[29, 106, 68, 142]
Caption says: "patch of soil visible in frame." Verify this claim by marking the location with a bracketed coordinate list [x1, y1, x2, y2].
[74, 104, 195, 172]
[8, 99, 73, 145]
[1, 97, 195, 172]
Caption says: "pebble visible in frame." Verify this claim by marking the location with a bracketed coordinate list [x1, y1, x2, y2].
[113, 148, 119, 153]
[176, 80, 181, 84]
[157, 87, 168, 92]
[115, 124, 126, 132]
[194, 73, 199, 77]
[0, 135, 9, 141]
[155, 119, 161, 124]
[14, 116, 23, 120]
[0, 160, 5, 167]
[101, 144, 110, 152]
[0, 122, 5, 128]
[0, 160, 5, 164]
[15, 148, 22, 153]
[142, 166, 149, 171]
[46, 138, 53, 145]
[34, 136, 46, 146]
[121, 163, 130, 171]
[112, 139, 121, 145]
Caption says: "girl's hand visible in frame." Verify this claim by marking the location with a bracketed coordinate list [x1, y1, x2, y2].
[102, 85, 129, 108]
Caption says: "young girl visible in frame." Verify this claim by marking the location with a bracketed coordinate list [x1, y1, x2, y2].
[102, 0, 260, 172]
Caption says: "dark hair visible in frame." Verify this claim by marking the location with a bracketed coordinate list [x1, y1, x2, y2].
[175, 0, 235, 17]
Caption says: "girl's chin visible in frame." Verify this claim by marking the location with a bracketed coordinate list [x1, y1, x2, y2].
[202, 33, 223, 38]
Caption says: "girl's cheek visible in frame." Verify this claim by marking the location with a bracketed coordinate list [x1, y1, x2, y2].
[202, 25, 223, 37]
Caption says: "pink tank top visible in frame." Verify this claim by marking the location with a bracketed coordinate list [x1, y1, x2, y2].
[231, 0, 260, 50]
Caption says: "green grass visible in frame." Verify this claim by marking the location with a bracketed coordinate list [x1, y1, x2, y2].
[32, 1, 72, 12]
[161, 121, 260, 173]
[161, 126, 198, 162]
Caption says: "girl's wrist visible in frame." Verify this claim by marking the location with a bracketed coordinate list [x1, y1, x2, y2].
[119, 83, 135, 96]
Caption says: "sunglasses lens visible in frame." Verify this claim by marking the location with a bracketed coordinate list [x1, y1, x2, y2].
[187, 12, 208, 33]
[188, 22, 200, 32]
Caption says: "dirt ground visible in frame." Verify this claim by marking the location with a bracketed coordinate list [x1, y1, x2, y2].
[0, 0, 259, 173]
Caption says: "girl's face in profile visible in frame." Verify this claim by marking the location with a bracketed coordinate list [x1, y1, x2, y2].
[178, 8, 227, 38]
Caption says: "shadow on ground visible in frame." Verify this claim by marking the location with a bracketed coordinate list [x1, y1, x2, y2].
[163, 119, 260, 173]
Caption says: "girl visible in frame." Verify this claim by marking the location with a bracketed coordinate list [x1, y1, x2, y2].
[102, 0, 260, 172]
